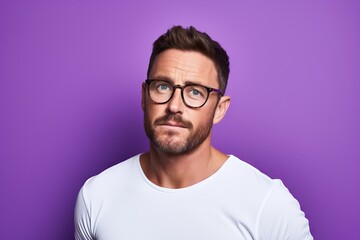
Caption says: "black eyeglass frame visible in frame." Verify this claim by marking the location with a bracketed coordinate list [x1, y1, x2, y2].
[144, 79, 224, 108]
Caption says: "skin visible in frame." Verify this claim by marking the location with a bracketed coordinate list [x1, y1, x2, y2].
[141, 49, 231, 189]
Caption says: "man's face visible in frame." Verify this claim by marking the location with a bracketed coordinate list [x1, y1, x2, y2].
[143, 49, 220, 155]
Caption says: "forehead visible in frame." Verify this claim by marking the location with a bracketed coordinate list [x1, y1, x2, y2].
[149, 49, 218, 87]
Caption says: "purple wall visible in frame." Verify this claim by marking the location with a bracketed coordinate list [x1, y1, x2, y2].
[1, 1, 359, 239]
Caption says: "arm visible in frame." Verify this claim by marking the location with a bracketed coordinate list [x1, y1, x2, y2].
[74, 186, 94, 240]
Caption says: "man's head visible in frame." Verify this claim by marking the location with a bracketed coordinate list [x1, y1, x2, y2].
[147, 26, 230, 94]
[143, 26, 231, 155]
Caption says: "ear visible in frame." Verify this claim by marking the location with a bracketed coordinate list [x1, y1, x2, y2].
[213, 96, 230, 124]
[141, 83, 146, 111]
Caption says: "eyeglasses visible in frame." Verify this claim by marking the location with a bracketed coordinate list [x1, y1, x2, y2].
[145, 79, 223, 108]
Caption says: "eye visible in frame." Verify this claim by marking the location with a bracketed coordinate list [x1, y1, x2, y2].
[159, 84, 170, 91]
[152, 81, 172, 93]
[190, 89, 201, 96]
[185, 86, 206, 99]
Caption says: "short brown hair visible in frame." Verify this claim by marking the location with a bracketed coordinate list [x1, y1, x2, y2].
[147, 26, 230, 93]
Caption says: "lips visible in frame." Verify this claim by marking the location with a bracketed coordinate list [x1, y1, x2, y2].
[160, 121, 187, 128]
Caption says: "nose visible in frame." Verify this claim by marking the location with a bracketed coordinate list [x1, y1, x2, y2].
[167, 87, 184, 114]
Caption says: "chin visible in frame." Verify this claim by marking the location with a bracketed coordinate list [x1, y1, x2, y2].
[153, 135, 190, 155]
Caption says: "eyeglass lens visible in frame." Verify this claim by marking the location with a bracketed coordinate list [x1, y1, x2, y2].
[148, 80, 208, 107]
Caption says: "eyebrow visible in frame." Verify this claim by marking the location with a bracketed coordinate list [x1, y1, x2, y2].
[152, 75, 172, 82]
[151, 75, 203, 86]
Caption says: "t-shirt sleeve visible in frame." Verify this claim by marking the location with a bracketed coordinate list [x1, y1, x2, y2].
[256, 180, 313, 240]
[74, 185, 94, 240]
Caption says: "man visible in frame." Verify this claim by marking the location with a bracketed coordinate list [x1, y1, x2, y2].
[75, 26, 313, 240]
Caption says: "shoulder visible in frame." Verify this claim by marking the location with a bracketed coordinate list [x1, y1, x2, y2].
[80, 154, 141, 200]
[227, 155, 313, 239]
[225, 155, 312, 239]
[74, 155, 141, 239]
[224, 155, 275, 193]
[255, 180, 313, 239]
[226, 155, 306, 211]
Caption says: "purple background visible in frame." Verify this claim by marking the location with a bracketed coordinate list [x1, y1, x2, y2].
[1, 1, 359, 239]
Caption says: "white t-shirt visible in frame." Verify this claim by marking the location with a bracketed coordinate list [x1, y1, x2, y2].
[75, 154, 313, 240]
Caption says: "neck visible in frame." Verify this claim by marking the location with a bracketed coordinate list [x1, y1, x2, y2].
[140, 139, 228, 188]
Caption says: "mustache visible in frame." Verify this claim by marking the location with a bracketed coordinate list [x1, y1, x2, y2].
[154, 114, 193, 128]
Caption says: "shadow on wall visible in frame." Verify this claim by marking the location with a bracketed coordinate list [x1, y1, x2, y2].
[87, 108, 147, 173]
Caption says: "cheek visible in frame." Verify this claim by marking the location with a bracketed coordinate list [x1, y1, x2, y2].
[199, 105, 217, 123]
[189, 111, 208, 129]
[145, 104, 165, 121]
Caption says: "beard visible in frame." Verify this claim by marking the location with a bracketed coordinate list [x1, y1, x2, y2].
[144, 109, 215, 155]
